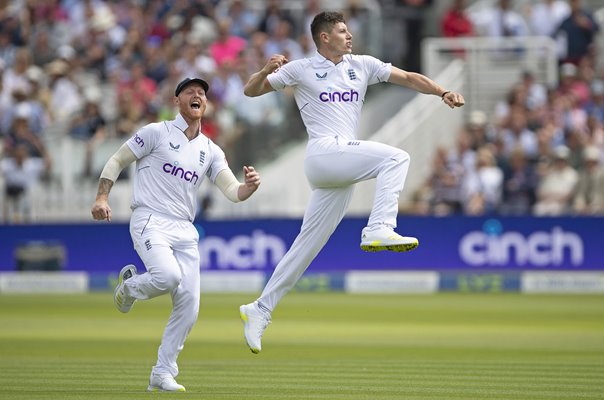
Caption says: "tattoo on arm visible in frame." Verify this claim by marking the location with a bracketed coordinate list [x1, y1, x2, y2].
[96, 178, 114, 198]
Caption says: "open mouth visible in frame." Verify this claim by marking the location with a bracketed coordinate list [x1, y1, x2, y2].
[191, 101, 201, 110]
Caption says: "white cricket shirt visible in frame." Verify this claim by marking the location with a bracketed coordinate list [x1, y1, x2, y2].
[126, 113, 228, 221]
[267, 52, 391, 141]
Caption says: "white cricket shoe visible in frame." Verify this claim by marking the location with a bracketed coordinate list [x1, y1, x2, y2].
[360, 226, 419, 253]
[147, 373, 186, 392]
[239, 302, 271, 354]
[114, 264, 137, 313]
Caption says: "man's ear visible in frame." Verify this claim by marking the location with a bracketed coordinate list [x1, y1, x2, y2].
[320, 32, 329, 44]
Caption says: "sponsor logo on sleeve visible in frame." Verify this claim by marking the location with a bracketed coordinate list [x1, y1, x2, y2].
[133, 133, 144, 147]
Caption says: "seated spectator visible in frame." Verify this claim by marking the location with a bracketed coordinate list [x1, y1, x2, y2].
[462, 146, 504, 215]
[68, 94, 106, 178]
[0, 47, 31, 111]
[3, 103, 50, 160]
[25, 66, 51, 134]
[470, 0, 529, 38]
[573, 146, 604, 214]
[117, 61, 157, 125]
[584, 79, 604, 124]
[258, 0, 296, 38]
[565, 129, 585, 170]
[527, 0, 570, 37]
[520, 70, 548, 112]
[494, 83, 530, 129]
[533, 145, 579, 215]
[410, 182, 434, 216]
[557, 62, 590, 107]
[585, 115, 604, 163]
[46, 59, 82, 123]
[561, 93, 589, 137]
[499, 109, 539, 159]
[263, 18, 303, 61]
[466, 110, 496, 149]
[428, 146, 466, 215]
[1, 84, 48, 138]
[209, 19, 247, 67]
[216, 0, 259, 40]
[1, 144, 49, 223]
[500, 148, 537, 215]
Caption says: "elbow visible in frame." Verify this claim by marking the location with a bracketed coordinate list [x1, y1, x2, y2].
[243, 87, 257, 97]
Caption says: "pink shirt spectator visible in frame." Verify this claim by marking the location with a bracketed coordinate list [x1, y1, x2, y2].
[210, 20, 247, 67]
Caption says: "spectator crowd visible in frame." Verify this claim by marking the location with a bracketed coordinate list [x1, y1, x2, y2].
[0, 0, 603, 222]
[416, 0, 604, 216]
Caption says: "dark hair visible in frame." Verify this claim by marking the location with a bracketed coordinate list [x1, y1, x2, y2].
[310, 11, 346, 48]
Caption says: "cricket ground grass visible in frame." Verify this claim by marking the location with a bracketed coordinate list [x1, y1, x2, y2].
[0, 292, 602, 399]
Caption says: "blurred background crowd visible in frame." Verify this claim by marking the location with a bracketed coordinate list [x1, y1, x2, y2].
[0, 0, 603, 223]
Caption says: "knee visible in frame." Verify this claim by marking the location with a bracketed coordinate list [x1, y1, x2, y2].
[392, 149, 410, 165]
[382, 149, 410, 171]
[154, 268, 182, 292]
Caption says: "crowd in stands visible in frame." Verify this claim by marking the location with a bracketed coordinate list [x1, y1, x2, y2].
[0, 0, 369, 222]
[0, 0, 603, 222]
[415, 0, 604, 216]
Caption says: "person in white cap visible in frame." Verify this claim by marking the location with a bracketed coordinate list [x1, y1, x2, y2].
[573, 146, 604, 214]
[533, 145, 579, 216]
[239, 11, 465, 354]
[91, 77, 261, 392]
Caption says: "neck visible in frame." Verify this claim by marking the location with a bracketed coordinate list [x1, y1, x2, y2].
[182, 115, 202, 140]
[318, 48, 344, 65]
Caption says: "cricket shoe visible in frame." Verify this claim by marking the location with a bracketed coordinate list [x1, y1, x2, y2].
[114, 264, 137, 313]
[360, 226, 419, 253]
[239, 302, 271, 354]
[147, 373, 186, 392]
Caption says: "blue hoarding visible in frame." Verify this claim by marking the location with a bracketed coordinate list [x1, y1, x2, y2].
[0, 216, 602, 272]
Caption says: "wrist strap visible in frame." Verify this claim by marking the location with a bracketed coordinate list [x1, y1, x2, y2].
[441, 91, 451, 99]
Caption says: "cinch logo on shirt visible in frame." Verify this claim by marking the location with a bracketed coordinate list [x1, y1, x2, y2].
[133, 133, 144, 147]
[319, 89, 359, 103]
[163, 162, 199, 184]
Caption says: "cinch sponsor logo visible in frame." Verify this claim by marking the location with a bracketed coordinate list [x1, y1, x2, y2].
[133, 133, 144, 147]
[200, 230, 287, 269]
[459, 219, 584, 267]
[319, 88, 359, 102]
[163, 162, 199, 184]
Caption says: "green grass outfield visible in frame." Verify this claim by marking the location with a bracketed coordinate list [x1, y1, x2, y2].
[0, 292, 603, 399]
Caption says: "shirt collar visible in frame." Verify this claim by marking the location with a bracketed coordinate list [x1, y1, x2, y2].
[313, 51, 347, 66]
[314, 51, 329, 63]
[173, 113, 189, 132]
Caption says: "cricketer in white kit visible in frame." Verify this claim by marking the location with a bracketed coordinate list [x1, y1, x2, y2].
[91, 77, 261, 392]
[239, 11, 465, 354]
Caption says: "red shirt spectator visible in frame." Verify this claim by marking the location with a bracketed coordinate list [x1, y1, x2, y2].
[441, 0, 474, 37]
[117, 62, 157, 121]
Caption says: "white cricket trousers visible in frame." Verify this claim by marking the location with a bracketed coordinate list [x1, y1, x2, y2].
[124, 208, 200, 378]
[258, 136, 410, 312]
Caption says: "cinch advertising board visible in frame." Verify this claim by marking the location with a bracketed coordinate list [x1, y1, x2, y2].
[0, 217, 602, 272]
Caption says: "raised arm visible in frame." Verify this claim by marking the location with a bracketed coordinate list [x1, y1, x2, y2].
[388, 66, 465, 109]
[91, 143, 137, 221]
[243, 54, 288, 97]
